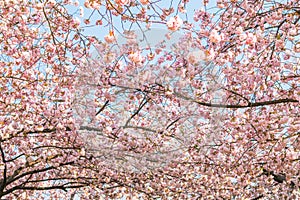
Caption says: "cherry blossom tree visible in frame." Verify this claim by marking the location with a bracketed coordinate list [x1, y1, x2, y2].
[1, 0, 300, 199]
[0, 0, 95, 199]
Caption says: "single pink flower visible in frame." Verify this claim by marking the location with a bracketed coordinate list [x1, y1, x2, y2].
[245, 33, 257, 45]
[167, 16, 183, 31]
[209, 29, 221, 43]
[104, 31, 116, 43]
[128, 51, 143, 63]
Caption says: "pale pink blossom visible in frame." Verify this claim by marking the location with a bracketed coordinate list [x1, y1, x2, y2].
[179, 4, 186, 13]
[116, 0, 129, 6]
[217, 2, 225, 8]
[128, 51, 143, 63]
[79, 6, 84, 17]
[22, 52, 31, 61]
[36, 125, 44, 131]
[294, 42, 300, 53]
[239, 33, 247, 41]
[73, 0, 79, 6]
[147, 52, 155, 61]
[84, 0, 91, 8]
[140, 0, 149, 5]
[146, 22, 152, 29]
[187, 50, 205, 65]
[104, 31, 116, 43]
[235, 27, 243, 35]
[165, 89, 173, 96]
[204, 49, 215, 61]
[106, 126, 113, 133]
[165, 33, 171, 40]
[103, 52, 116, 63]
[35, 3, 43, 10]
[56, 123, 65, 129]
[72, 17, 80, 28]
[47, 0, 56, 7]
[167, 16, 183, 31]
[289, 25, 298, 36]
[209, 29, 221, 43]
[79, 148, 86, 156]
[25, 120, 34, 125]
[246, 33, 257, 45]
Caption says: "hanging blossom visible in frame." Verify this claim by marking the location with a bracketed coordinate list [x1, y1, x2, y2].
[128, 51, 143, 63]
[209, 29, 221, 43]
[167, 16, 183, 31]
[104, 31, 116, 43]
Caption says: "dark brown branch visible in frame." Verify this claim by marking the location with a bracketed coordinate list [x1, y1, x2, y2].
[222, 88, 250, 103]
[26, 176, 96, 184]
[262, 169, 286, 183]
[42, 7, 57, 46]
[124, 96, 149, 126]
[195, 98, 298, 108]
[175, 91, 298, 108]
[2, 184, 85, 197]
[6, 161, 75, 186]
[0, 143, 7, 195]
[251, 195, 264, 200]
[6, 153, 25, 163]
[32, 145, 81, 151]
[122, 125, 156, 133]
[166, 117, 181, 130]
[95, 100, 109, 116]
[79, 126, 103, 132]
[282, 75, 300, 80]
[270, 19, 286, 60]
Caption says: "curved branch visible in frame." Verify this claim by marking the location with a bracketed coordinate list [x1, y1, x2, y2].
[3, 184, 86, 197]
[95, 100, 109, 116]
[195, 98, 298, 108]
[174, 92, 298, 108]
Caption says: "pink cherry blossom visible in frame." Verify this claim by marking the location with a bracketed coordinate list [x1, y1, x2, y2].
[245, 33, 257, 45]
[104, 31, 116, 43]
[116, 0, 129, 6]
[1, 0, 300, 199]
[167, 16, 183, 31]
[128, 51, 143, 63]
[209, 29, 221, 43]
[140, 0, 149, 5]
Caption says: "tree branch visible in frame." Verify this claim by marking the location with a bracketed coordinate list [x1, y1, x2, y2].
[95, 100, 109, 116]
[0, 143, 7, 195]
[2, 184, 85, 197]
[174, 92, 298, 108]
[124, 96, 149, 126]
[195, 98, 298, 108]
[6, 161, 74, 186]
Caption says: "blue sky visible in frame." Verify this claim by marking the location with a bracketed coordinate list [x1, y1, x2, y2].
[69, 0, 211, 40]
